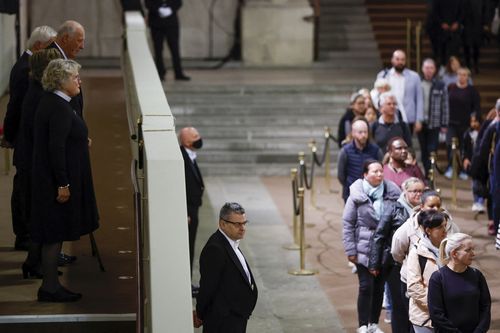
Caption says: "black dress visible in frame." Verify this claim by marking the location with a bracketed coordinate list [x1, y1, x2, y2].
[31, 92, 99, 243]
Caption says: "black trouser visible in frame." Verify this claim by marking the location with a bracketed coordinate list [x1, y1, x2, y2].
[400, 280, 415, 333]
[203, 313, 248, 333]
[446, 124, 468, 169]
[356, 264, 385, 327]
[150, 23, 183, 79]
[11, 168, 30, 242]
[188, 204, 199, 275]
[387, 265, 411, 333]
[417, 124, 440, 177]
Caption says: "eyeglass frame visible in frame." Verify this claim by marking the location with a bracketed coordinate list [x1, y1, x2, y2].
[220, 217, 249, 227]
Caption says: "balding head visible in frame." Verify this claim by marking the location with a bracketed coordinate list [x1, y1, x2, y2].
[179, 127, 202, 150]
[55, 20, 85, 59]
[391, 49, 406, 72]
[351, 118, 369, 149]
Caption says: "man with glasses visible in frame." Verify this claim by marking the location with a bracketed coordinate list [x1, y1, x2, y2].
[383, 137, 425, 188]
[194, 202, 258, 332]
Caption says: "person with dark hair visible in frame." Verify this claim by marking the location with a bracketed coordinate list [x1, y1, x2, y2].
[195, 202, 258, 332]
[406, 210, 448, 333]
[145, 0, 190, 81]
[383, 137, 425, 188]
[428, 233, 491, 332]
[369, 177, 425, 333]
[337, 118, 383, 202]
[343, 160, 401, 333]
[338, 93, 367, 148]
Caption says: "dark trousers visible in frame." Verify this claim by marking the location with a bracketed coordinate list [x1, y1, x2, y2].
[417, 125, 440, 177]
[356, 264, 385, 327]
[150, 23, 183, 79]
[11, 169, 30, 242]
[203, 314, 248, 333]
[188, 204, 199, 275]
[446, 124, 468, 169]
[400, 280, 415, 333]
[387, 265, 411, 333]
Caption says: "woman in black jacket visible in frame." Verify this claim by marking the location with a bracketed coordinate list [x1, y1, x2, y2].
[369, 177, 425, 333]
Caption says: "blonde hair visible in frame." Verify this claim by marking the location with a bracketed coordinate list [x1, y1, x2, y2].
[439, 233, 472, 265]
[29, 49, 62, 82]
[41, 59, 81, 92]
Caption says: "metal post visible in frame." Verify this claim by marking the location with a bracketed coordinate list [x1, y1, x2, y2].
[288, 187, 318, 276]
[308, 139, 317, 209]
[429, 152, 436, 191]
[415, 21, 422, 73]
[283, 168, 301, 250]
[406, 19, 412, 70]
[324, 127, 332, 192]
[451, 137, 458, 207]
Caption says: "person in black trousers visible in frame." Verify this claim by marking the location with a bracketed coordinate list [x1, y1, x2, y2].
[179, 127, 204, 295]
[1, 25, 57, 251]
[145, 0, 190, 81]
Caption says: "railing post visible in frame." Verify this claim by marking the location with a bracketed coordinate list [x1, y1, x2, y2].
[415, 21, 422, 73]
[324, 127, 332, 192]
[406, 18, 412, 70]
[308, 139, 317, 209]
[451, 137, 458, 207]
[283, 168, 301, 251]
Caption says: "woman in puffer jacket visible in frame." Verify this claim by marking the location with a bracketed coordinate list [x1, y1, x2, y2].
[368, 177, 425, 333]
[407, 210, 448, 333]
[343, 159, 401, 333]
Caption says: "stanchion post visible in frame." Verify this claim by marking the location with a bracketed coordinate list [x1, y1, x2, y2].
[283, 168, 301, 251]
[451, 137, 458, 207]
[308, 139, 317, 209]
[429, 152, 436, 190]
[415, 21, 422, 73]
[288, 187, 318, 276]
[298, 151, 305, 188]
[406, 19, 412, 70]
[324, 127, 332, 192]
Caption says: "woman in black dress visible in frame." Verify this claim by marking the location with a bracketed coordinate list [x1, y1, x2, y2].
[32, 59, 99, 302]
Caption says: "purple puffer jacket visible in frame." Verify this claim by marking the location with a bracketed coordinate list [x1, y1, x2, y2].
[342, 178, 401, 268]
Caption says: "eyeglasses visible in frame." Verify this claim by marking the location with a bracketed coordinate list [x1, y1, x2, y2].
[407, 190, 424, 194]
[221, 217, 249, 227]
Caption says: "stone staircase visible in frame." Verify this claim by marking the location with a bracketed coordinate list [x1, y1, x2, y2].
[167, 84, 372, 176]
[317, 0, 382, 70]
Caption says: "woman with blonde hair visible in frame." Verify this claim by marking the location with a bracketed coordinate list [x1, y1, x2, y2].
[428, 233, 491, 332]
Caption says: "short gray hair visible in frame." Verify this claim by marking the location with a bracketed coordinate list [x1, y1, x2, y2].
[401, 177, 424, 192]
[57, 20, 84, 38]
[379, 91, 397, 108]
[27, 25, 57, 49]
[219, 202, 245, 220]
[41, 59, 81, 92]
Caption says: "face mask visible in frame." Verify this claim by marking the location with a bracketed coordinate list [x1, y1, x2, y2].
[192, 138, 203, 149]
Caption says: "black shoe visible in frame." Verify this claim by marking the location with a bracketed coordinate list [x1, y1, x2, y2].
[175, 75, 191, 81]
[37, 287, 82, 302]
[191, 285, 199, 298]
[58, 253, 77, 266]
[22, 263, 63, 279]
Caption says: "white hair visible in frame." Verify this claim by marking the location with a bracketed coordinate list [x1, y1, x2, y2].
[439, 232, 472, 265]
[374, 78, 391, 89]
[496, 98, 500, 111]
[379, 91, 397, 108]
[57, 20, 84, 38]
[27, 25, 57, 49]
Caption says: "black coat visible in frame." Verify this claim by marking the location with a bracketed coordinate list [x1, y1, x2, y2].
[2, 51, 30, 146]
[31, 92, 99, 243]
[463, 0, 489, 47]
[196, 230, 258, 325]
[145, 0, 181, 28]
[180, 145, 204, 207]
[369, 200, 410, 270]
[15, 79, 44, 170]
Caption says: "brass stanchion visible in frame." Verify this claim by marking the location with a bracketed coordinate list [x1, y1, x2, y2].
[283, 168, 301, 250]
[3, 149, 10, 175]
[308, 139, 318, 209]
[298, 151, 305, 188]
[288, 187, 318, 276]
[415, 21, 422, 73]
[451, 137, 458, 207]
[324, 127, 332, 192]
[406, 19, 412, 70]
[429, 152, 436, 190]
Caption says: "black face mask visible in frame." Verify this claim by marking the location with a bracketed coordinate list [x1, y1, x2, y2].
[192, 138, 203, 149]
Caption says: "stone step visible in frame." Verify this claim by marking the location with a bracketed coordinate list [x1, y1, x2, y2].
[173, 115, 343, 127]
[183, 127, 329, 139]
[170, 105, 347, 116]
[197, 139, 340, 152]
[198, 162, 338, 177]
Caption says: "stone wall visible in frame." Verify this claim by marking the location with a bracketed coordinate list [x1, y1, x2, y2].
[0, 13, 16, 95]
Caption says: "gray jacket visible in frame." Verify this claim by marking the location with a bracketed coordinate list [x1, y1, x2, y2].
[343, 179, 401, 267]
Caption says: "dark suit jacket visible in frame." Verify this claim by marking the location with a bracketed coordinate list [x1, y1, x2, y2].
[3, 50, 30, 145]
[180, 145, 204, 207]
[145, 0, 181, 28]
[47, 42, 84, 118]
[196, 230, 258, 324]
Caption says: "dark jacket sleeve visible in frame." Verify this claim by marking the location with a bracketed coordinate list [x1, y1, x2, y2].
[428, 270, 461, 332]
[368, 208, 394, 270]
[471, 87, 481, 117]
[196, 242, 226, 320]
[3, 66, 29, 143]
[474, 270, 491, 333]
[402, 122, 413, 147]
[48, 104, 72, 187]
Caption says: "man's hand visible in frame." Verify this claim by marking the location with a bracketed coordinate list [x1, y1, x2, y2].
[88, 137, 92, 147]
[414, 121, 423, 134]
[441, 23, 450, 31]
[193, 310, 203, 328]
[463, 158, 471, 170]
[347, 255, 357, 264]
[57, 187, 71, 203]
[369, 269, 380, 277]
[450, 22, 459, 32]
[0, 137, 13, 148]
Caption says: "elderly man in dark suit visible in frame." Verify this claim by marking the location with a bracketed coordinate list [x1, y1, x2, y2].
[195, 202, 258, 333]
[179, 126, 204, 294]
[1, 25, 57, 251]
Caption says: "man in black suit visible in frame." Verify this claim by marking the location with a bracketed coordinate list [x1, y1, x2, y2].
[195, 202, 258, 333]
[179, 127, 204, 280]
[49, 20, 85, 118]
[145, 0, 190, 81]
[1, 25, 57, 250]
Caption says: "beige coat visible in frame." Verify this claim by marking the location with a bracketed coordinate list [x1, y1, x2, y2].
[407, 241, 439, 328]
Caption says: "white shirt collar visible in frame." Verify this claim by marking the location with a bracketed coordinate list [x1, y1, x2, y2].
[25, 49, 33, 56]
[185, 147, 197, 162]
[53, 41, 68, 59]
[219, 228, 241, 248]
[53, 90, 71, 102]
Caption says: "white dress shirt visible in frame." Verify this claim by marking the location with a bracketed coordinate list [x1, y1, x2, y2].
[219, 228, 251, 284]
[387, 68, 407, 122]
